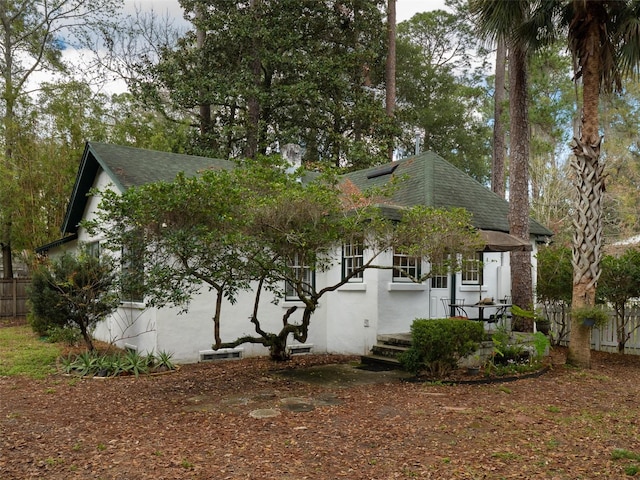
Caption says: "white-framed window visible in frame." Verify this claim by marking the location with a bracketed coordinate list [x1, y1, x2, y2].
[121, 243, 144, 303]
[393, 250, 421, 282]
[342, 242, 364, 282]
[285, 255, 314, 300]
[461, 253, 482, 285]
[430, 258, 448, 289]
[86, 241, 100, 258]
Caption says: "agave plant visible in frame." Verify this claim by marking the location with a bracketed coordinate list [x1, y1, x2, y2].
[59, 354, 77, 374]
[123, 350, 148, 378]
[74, 351, 98, 377]
[155, 351, 175, 372]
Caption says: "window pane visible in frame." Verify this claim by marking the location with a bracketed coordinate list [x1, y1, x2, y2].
[285, 254, 314, 300]
[461, 253, 482, 285]
[393, 250, 421, 282]
[121, 243, 144, 303]
[430, 258, 448, 289]
[342, 242, 364, 281]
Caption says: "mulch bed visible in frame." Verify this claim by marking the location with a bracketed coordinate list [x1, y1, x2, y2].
[3, 342, 640, 479]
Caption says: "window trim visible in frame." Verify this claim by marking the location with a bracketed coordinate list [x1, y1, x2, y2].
[121, 243, 145, 304]
[342, 241, 364, 282]
[392, 249, 422, 283]
[461, 253, 483, 285]
[285, 255, 315, 300]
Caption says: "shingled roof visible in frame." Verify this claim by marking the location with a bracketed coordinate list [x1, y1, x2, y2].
[56, 143, 552, 245]
[61, 142, 234, 235]
[343, 151, 552, 239]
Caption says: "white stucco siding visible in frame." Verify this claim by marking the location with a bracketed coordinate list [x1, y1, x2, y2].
[92, 306, 158, 355]
[151, 275, 331, 363]
[370, 250, 427, 334]
[323, 248, 379, 355]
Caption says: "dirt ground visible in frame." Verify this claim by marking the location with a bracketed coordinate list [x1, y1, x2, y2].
[2, 342, 640, 479]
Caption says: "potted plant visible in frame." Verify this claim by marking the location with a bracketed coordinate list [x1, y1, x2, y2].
[572, 305, 609, 328]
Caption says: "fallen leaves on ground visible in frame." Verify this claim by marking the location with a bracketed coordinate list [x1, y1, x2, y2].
[2, 348, 640, 479]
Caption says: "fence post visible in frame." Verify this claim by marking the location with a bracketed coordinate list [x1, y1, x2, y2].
[12, 279, 17, 317]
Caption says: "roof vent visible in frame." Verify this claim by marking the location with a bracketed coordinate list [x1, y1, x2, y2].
[366, 164, 398, 179]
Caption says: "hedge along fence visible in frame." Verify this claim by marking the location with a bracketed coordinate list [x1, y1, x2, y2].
[399, 318, 485, 377]
[0, 279, 29, 317]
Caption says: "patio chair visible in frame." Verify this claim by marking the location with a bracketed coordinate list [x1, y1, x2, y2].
[441, 298, 468, 318]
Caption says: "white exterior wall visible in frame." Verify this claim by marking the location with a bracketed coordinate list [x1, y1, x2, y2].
[60, 168, 540, 363]
[324, 248, 380, 355]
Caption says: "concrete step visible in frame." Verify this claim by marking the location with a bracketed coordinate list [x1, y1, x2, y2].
[371, 343, 409, 358]
[377, 333, 412, 347]
[359, 354, 403, 370]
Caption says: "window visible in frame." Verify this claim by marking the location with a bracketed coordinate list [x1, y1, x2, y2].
[285, 255, 314, 300]
[393, 250, 421, 282]
[462, 253, 482, 285]
[86, 241, 100, 258]
[342, 242, 364, 282]
[430, 258, 448, 289]
[121, 243, 144, 303]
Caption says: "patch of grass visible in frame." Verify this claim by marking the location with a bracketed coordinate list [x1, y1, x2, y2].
[492, 452, 521, 460]
[546, 439, 561, 449]
[0, 325, 61, 378]
[611, 449, 640, 476]
[547, 406, 561, 413]
[612, 449, 640, 461]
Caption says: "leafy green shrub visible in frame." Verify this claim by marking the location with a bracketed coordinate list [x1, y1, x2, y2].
[28, 251, 120, 351]
[44, 326, 81, 346]
[399, 318, 485, 377]
[532, 331, 551, 360]
[491, 325, 526, 365]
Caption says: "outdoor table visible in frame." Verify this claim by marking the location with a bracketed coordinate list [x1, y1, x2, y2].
[449, 303, 512, 322]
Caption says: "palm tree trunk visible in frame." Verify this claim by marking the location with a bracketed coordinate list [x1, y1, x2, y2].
[567, 4, 605, 368]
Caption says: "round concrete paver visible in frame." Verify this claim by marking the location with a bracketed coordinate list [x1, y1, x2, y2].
[249, 408, 281, 419]
[280, 397, 315, 412]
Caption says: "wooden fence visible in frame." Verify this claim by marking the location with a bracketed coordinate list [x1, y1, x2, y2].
[546, 304, 640, 355]
[0, 278, 30, 318]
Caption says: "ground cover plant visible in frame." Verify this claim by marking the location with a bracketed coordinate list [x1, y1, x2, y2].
[59, 349, 176, 377]
[0, 325, 60, 378]
[3, 318, 640, 479]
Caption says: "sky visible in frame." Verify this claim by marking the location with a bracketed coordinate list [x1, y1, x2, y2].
[123, 0, 449, 24]
[85, 0, 445, 94]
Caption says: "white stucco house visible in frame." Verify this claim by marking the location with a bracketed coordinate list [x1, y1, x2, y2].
[37, 142, 552, 363]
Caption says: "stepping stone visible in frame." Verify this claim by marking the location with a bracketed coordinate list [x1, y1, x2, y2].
[280, 397, 315, 412]
[249, 408, 281, 419]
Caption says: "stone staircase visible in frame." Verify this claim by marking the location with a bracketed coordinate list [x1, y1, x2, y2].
[360, 333, 412, 370]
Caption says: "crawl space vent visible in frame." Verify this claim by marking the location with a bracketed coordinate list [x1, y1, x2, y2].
[287, 344, 313, 355]
[199, 348, 243, 362]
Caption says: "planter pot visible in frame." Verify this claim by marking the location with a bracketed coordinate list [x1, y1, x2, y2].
[582, 317, 596, 327]
[466, 366, 480, 376]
